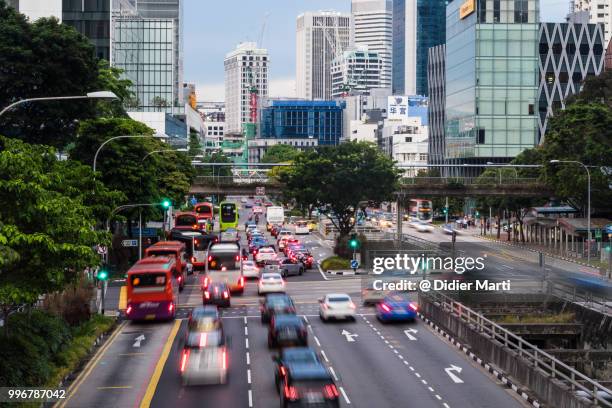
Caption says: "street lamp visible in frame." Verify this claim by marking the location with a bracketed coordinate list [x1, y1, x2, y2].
[93, 134, 166, 174]
[550, 159, 591, 264]
[141, 148, 188, 163]
[0, 91, 118, 118]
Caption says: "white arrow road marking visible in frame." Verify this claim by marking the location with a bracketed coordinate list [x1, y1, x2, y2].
[133, 334, 145, 348]
[404, 328, 418, 341]
[445, 365, 464, 383]
[341, 329, 359, 342]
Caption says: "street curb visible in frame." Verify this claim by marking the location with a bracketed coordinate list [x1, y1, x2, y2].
[56, 318, 119, 389]
[326, 270, 355, 276]
[478, 235, 596, 270]
[417, 312, 543, 408]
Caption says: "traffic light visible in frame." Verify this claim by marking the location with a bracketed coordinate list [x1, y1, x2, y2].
[161, 199, 171, 209]
[443, 207, 448, 214]
[348, 234, 359, 250]
[97, 268, 109, 281]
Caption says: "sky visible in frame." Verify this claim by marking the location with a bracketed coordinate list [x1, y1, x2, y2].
[183, 0, 569, 102]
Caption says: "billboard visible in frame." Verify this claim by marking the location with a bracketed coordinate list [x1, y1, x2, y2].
[460, 0, 475, 19]
[387, 96, 408, 120]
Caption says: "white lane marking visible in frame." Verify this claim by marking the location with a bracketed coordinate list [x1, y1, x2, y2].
[243, 316, 248, 324]
[248, 389, 253, 407]
[246, 352, 250, 365]
[443, 403, 450, 408]
[428, 386, 434, 392]
[247, 369, 251, 384]
[415, 373, 421, 378]
[317, 263, 330, 281]
[501, 264, 514, 269]
[329, 366, 339, 381]
[245, 338, 249, 349]
[436, 395, 442, 400]
[303, 316, 310, 324]
[320, 350, 329, 362]
[244, 326, 248, 336]
[339, 386, 351, 404]
[314, 336, 321, 347]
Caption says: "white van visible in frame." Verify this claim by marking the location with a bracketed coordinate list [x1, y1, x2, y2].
[266, 206, 285, 225]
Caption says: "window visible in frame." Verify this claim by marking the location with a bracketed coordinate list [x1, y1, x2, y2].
[528, 104, 534, 115]
[477, 129, 485, 144]
[405, 137, 412, 142]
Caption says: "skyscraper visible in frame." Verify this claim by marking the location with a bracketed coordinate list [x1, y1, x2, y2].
[224, 42, 269, 134]
[296, 11, 352, 100]
[331, 46, 383, 97]
[568, 0, 612, 47]
[392, 0, 446, 96]
[351, 0, 393, 89]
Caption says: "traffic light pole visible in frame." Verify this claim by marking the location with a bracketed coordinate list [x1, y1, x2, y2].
[445, 197, 449, 224]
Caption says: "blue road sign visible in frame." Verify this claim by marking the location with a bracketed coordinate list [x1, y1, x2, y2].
[350, 260, 359, 269]
[606, 224, 612, 234]
[190, 196, 197, 206]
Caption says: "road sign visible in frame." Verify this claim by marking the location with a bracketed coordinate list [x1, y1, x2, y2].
[595, 230, 602, 239]
[606, 224, 612, 234]
[130, 227, 158, 238]
[350, 259, 359, 269]
[122, 239, 138, 247]
[190, 196, 197, 206]
[96, 245, 107, 255]
[256, 186, 265, 196]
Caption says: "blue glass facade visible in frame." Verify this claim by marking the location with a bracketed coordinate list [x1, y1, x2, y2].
[392, 0, 446, 96]
[260, 100, 343, 146]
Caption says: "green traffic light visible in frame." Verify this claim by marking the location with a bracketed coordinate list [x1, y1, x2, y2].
[97, 269, 108, 281]
[161, 199, 171, 209]
[348, 234, 359, 249]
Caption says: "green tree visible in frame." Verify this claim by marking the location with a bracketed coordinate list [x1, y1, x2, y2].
[0, 136, 107, 324]
[188, 128, 203, 157]
[261, 144, 300, 163]
[151, 96, 169, 111]
[566, 70, 612, 109]
[95, 59, 134, 116]
[0, 5, 101, 148]
[281, 142, 400, 241]
[196, 152, 232, 177]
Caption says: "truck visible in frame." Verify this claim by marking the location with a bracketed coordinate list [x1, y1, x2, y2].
[266, 206, 285, 228]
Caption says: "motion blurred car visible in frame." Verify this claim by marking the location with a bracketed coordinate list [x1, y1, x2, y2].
[219, 228, 240, 242]
[242, 260, 260, 279]
[278, 235, 296, 251]
[307, 221, 317, 232]
[260, 293, 296, 323]
[241, 197, 248, 203]
[203, 281, 231, 308]
[256, 246, 278, 266]
[283, 239, 301, 255]
[361, 281, 388, 306]
[375, 292, 419, 323]
[270, 224, 284, 238]
[271, 257, 304, 278]
[258, 272, 286, 295]
[415, 222, 434, 233]
[180, 322, 228, 385]
[268, 314, 308, 348]
[319, 293, 356, 321]
[244, 220, 257, 232]
[249, 238, 269, 255]
[273, 348, 339, 407]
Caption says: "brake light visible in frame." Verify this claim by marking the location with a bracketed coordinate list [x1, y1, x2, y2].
[222, 349, 227, 370]
[191, 256, 196, 263]
[192, 224, 198, 229]
[208, 255, 213, 262]
[169, 303, 174, 312]
[200, 332, 207, 347]
[180, 349, 190, 372]
[409, 302, 419, 311]
[203, 276, 209, 288]
[223, 291, 229, 299]
[238, 276, 245, 287]
[235, 255, 240, 261]
[381, 303, 391, 312]
[284, 385, 299, 400]
[280, 366, 286, 376]
[204, 291, 210, 299]
[126, 305, 132, 315]
[324, 384, 339, 399]
[178, 276, 182, 283]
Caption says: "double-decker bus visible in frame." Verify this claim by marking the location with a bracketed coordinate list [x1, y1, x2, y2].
[408, 199, 433, 223]
[203, 242, 244, 294]
[126, 259, 177, 321]
[219, 201, 238, 231]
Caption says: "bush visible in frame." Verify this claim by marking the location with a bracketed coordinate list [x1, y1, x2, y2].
[43, 279, 94, 326]
[321, 256, 351, 270]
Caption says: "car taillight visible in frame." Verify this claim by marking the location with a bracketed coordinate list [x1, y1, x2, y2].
[222, 349, 227, 370]
[381, 303, 391, 312]
[349, 302, 356, 309]
[203, 276, 209, 288]
[208, 255, 213, 262]
[409, 302, 419, 311]
[223, 291, 229, 299]
[180, 349, 190, 372]
[169, 303, 174, 312]
[235, 255, 240, 261]
[178, 276, 182, 283]
[204, 291, 210, 299]
[238, 276, 245, 287]
[191, 256, 196, 263]
[324, 384, 339, 399]
[126, 305, 132, 315]
[280, 366, 286, 376]
[192, 224, 198, 229]
[221, 266, 227, 271]
[284, 385, 299, 401]
[243, 256, 248, 260]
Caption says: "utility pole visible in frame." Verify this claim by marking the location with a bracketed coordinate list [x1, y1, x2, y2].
[445, 197, 449, 224]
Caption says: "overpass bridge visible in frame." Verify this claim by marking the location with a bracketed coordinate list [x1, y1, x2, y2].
[189, 175, 553, 197]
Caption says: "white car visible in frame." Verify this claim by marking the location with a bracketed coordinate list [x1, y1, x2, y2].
[416, 222, 434, 232]
[258, 273, 285, 295]
[294, 221, 309, 235]
[319, 293, 356, 321]
[253, 206, 264, 214]
[180, 331, 228, 385]
[241, 197, 247, 203]
[242, 260, 260, 279]
[255, 247, 277, 264]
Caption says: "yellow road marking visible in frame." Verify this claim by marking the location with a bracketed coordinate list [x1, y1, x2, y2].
[96, 386, 133, 390]
[139, 319, 182, 408]
[118, 286, 127, 310]
[55, 321, 127, 408]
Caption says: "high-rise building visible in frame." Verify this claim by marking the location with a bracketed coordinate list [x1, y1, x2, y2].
[568, 0, 612, 47]
[427, 44, 446, 169]
[7, 0, 62, 21]
[331, 46, 383, 97]
[224, 43, 269, 134]
[538, 22, 605, 141]
[296, 11, 352, 100]
[351, 0, 393, 89]
[444, 0, 540, 176]
[392, 0, 446, 95]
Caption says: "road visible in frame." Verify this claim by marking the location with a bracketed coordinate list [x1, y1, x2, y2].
[59, 197, 531, 408]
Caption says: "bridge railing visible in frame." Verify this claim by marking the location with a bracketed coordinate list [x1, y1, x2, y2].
[421, 290, 612, 407]
[400, 176, 541, 185]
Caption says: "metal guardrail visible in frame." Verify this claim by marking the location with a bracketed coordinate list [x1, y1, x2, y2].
[400, 176, 542, 185]
[421, 290, 612, 407]
[549, 280, 612, 315]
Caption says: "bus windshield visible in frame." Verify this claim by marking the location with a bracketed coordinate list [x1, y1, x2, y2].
[221, 203, 236, 223]
[176, 214, 197, 226]
[130, 273, 167, 287]
[147, 250, 177, 259]
[207, 252, 240, 271]
[195, 204, 212, 216]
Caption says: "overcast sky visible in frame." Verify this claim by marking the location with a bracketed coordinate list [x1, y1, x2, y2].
[183, 0, 569, 102]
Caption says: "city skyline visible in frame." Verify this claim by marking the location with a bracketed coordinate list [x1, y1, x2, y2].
[184, 0, 570, 101]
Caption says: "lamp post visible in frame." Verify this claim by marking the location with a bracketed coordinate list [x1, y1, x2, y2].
[0, 91, 118, 118]
[93, 134, 166, 175]
[550, 160, 591, 264]
[141, 148, 189, 163]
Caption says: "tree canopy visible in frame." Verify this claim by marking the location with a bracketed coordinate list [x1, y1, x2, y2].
[280, 142, 400, 236]
[261, 144, 300, 163]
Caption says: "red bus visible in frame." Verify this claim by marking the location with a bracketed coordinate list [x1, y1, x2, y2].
[194, 202, 214, 220]
[126, 261, 177, 321]
[174, 212, 199, 232]
[144, 241, 189, 290]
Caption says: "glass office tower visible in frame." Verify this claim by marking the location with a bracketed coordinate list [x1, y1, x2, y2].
[445, 0, 539, 175]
